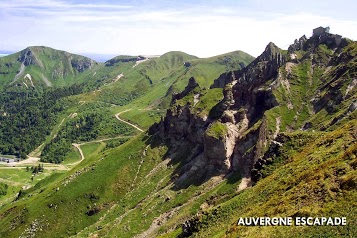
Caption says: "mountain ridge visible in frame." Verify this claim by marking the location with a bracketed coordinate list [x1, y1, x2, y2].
[0, 28, 355, 237]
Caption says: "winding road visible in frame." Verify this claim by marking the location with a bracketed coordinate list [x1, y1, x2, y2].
[2, 109, 144, 171]
[115, 109, 144, 132]
[70, 143, 84, 166]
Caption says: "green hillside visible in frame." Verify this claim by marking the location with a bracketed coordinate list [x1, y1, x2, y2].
[0, 30, 356, 238]
[88, 50, 253, 108]
[0, 46, 253, 164]
[0, 46, 98, 89]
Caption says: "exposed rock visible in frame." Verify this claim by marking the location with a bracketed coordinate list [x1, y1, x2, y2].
[302, 122, 313, 130]
[151, 30, 355, 189]
[204, 122, 238, 173]
[71, 57, 96, 72]
[171, 77, 199, 104]
[150, 42, 286, 188]
[184, 62, 191, 67]
[301, 32, 348, 57]
[158, 105, 206, 143]
[221, 84, 235, 110]
[251, 134, 285, 181]
[179, 217, 200, 237]
[210, 71, 236, 89]
[18, 48, 38, 66]
[86, 207, 100, 216]
[288, 35, 307, 53]
[221, 110, 236, 124]
[348, 101, 357, 112]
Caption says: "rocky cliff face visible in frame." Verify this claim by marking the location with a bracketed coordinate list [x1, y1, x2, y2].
[18, 48, 40, 66]
[150, 42, 286, 188]
[70, 57, 96, 72]
[150, 30, 356, 189]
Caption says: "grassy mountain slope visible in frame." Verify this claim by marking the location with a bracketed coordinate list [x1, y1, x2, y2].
[0, 48, 253, 218]
[97, 50, 254, 130]
[0, 46, 98, 89]
[89, 50, 253, 108]
[193, 123, 357, 238]
[1, 31, 355, 238]
[0, 47, 253, 164]
[151, 33, 357, 237]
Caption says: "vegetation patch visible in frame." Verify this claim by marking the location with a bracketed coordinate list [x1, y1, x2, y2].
[206, 121, 228, 139]
[0, 182, 8, 196]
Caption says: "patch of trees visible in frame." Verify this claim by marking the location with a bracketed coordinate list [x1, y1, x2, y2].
[41, 106, 135, 163]
[26, 164, 44, 174]
[41, 113, 101, 163]
[0, 84, 83, 158]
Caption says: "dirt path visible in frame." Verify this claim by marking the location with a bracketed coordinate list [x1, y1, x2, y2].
[29, 144, 44, 158]
[70, 143, 85, 166]
[67, 136, 132, 167]
[130, 145, 150, 188]
[115, 110, 144, 132]
[3, 104, 140, 172]
[77, 136, 131, 146]
[1, 164, 68, 171]
[29, 116, 67, 158]
[12, 63, 25, 84]
[5, 135, 131, 171]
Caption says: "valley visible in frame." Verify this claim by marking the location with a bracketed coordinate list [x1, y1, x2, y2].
[0, 28, 356, 238]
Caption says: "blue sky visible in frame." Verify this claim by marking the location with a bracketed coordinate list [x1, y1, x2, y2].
[1, 0, 357, 59]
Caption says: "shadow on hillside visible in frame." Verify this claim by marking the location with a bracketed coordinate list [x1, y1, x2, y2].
[144, 133, 242, 191]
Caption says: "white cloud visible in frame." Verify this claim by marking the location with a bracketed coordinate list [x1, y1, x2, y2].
[0, 0, 133, 9]
[1, 0, 357, 58]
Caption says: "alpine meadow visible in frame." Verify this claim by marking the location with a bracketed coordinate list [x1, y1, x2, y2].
[0, 9, 356, 237]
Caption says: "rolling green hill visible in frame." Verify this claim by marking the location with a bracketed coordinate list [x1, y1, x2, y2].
[0, 29, 356, 238]
[85, 50, 253, 108]
[0, 46, 98, 89]
[0, 47, 253, 163]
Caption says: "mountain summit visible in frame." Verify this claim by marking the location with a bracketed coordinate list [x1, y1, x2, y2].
[0, 46, 97, 88]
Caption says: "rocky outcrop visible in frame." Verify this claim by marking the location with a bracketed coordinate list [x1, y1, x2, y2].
[227, 43, 283, 123]
[171, 77, 199, 104]
[302, 32, 348, 54]
[157, 105, 207, 144]
[221, 84, 235, 110]
[311, 43, 356, 114]
[151, 29, 355, 189]
[288, 35, 307, 53]
[251, 134, 285, 181]
[204, 122, 238, 173]
[70, 57, 96, 72]
[18, 48, 39, 66]
[150, 42, 286, 187]
[210, 71, 236, 88]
